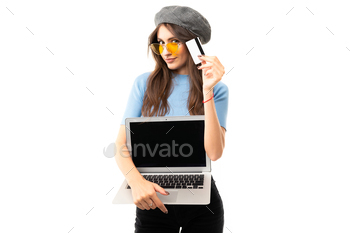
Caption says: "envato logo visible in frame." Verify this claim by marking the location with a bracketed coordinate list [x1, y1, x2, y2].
[103, 140, 193, 158]
[103, 142, 117, 158]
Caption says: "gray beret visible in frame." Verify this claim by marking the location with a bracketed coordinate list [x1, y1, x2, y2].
[154, 5, 211, 44]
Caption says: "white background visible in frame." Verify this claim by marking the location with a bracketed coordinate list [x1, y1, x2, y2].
[1, 0, 349, 232]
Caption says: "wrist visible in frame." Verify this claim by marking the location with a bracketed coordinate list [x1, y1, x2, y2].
[203, 88, 213, 95]
[126, 171, 144, 186]
[203, 89, 214, 103]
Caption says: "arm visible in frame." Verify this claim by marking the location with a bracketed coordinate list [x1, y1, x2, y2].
[115, 73, 168, 213]
[114, 124, 169, 214]
[198, 55, 228, 161]
[114, 125, 143, 185]
[203, 88, 226, 161]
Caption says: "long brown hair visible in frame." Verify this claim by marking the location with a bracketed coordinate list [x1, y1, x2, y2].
[141, 23, 205, 117]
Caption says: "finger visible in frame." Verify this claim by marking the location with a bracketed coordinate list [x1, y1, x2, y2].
[135, 202, 145, 210]
[143, 198, 155, 210]
[212, 68, 223, 79]
[203, 69, 214, 77]
[152, 196, 168, 214]
[198, 60, 206, 66]
[200, 66, 211, 74]
[153, 183, 169, 196]
[201, 69, 211, 78]
[202, 68, 206, 78]
[202, 70, 213, 79]
[199, 57, 221, 68]
[141, 199, 151, 210]
[197, 63, 212, 69]
[198, 55, 217, 63]
[148, 198, 156, 209]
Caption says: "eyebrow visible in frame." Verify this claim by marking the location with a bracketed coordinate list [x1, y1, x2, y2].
[157, 37, 178, 41]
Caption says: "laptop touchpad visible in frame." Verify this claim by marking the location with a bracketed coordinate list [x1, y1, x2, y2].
[156, 191, 178, 203]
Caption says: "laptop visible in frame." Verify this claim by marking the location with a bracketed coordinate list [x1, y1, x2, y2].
[112, 115, 212, 205]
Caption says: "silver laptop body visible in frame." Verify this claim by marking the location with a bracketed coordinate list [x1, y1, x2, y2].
[112, 115, 212, 205]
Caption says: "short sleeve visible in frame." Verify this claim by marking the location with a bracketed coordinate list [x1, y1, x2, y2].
[213, 82, 229, 132]
[120, 72, 149, 125]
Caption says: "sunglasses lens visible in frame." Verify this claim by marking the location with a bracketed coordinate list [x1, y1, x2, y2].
[167, 42, 178, 54]
[151, 44, 162, 55]
[151, 42, 179, 55]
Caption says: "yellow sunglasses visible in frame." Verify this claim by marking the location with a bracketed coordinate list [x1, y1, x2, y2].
[150, 41, 182, 55]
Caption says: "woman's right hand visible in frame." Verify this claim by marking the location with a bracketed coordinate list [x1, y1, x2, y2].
[129, 177, 169, 214]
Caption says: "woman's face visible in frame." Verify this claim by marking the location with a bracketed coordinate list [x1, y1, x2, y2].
[157, 24, 189, 75]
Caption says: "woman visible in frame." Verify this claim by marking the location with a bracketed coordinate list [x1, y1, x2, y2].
[115, 5, 229, 233]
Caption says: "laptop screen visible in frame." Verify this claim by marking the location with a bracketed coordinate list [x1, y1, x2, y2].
[129, 120, 206, 167]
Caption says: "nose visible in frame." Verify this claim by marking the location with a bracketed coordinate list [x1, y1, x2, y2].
[162, 44, 172, 55]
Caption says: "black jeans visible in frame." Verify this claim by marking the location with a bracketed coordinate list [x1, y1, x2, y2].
[134, 176, 224, 233]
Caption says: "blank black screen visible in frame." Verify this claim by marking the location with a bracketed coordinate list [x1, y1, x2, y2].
[129, 120, 206, 167]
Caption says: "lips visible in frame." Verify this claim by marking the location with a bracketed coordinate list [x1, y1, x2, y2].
[165, 58, 176, 63]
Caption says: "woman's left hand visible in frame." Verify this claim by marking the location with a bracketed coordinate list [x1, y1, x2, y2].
[197, 55, 225, 92]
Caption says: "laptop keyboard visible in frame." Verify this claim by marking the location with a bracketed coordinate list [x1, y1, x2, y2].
[127, 174, 204, 189]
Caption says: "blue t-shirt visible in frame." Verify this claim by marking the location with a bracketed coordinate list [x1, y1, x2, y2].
[120, 71, 229, 131]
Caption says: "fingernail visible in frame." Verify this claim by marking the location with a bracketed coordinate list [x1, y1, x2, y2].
[197, 55, 202, 57]
[197, 66, 201, 69]
[165, 210, 168, 214]
[165, 191, 170, 195]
